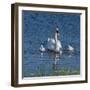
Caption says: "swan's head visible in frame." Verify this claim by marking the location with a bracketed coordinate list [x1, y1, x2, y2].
[56, 27, 59, 32]
[56, 27, 60, 34]
[55, 27, 60, 39]
[41, 44, 43, 47]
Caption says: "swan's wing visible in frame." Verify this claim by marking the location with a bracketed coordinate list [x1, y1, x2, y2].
[57, 40, 62, 48]
[47, 39, 55, 50]
[68, 45, 74, 51]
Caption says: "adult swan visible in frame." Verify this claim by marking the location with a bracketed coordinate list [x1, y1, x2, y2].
[47, 27, 62, 54]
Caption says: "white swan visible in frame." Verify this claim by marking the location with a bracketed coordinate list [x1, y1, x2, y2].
[68, 45, 74, 52]
[39, 45, 45, 52]
[47, 27, 62, 54]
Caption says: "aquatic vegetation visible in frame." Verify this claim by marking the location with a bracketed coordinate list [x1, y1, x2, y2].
[52, 68, 80, 76]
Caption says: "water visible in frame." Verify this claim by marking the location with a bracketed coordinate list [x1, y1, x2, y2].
[22, 11, 80, 78]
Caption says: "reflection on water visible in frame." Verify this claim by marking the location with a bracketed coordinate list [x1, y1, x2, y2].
[22, 50, 80, 78]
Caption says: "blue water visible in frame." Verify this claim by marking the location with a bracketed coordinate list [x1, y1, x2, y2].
[22, 11, 80, 78]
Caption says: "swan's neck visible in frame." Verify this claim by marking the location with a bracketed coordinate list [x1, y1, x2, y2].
[55, 33, 58, 42]
[55, 33, 58, 51]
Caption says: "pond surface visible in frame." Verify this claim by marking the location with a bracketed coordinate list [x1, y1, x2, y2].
[22, 11, 80, 78]
[22, 50, 80, 77]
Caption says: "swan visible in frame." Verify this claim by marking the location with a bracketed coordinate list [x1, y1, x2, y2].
[47, 27, 62, 54]
[68, 45, 74, 52]
[39, 45, 45, 52]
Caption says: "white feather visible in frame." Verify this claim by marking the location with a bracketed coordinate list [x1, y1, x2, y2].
[68, 45, 74, 51]
[39, 45, 45, 52]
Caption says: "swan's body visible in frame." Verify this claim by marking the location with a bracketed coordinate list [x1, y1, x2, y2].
[47, 27, 62, 54]
[47, 38, 62, 52]
[68, 45, 74, 52]
[39, 45, 45, 52]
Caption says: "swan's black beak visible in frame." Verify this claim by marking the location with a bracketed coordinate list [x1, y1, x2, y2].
[56, 28, 60, 34]
[56, 30, 60, 35]
[56, 31, 60, 39]
[56, 30, 59, 33]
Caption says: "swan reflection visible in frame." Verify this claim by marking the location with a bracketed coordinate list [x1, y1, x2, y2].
[52, 53, 61, 70]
